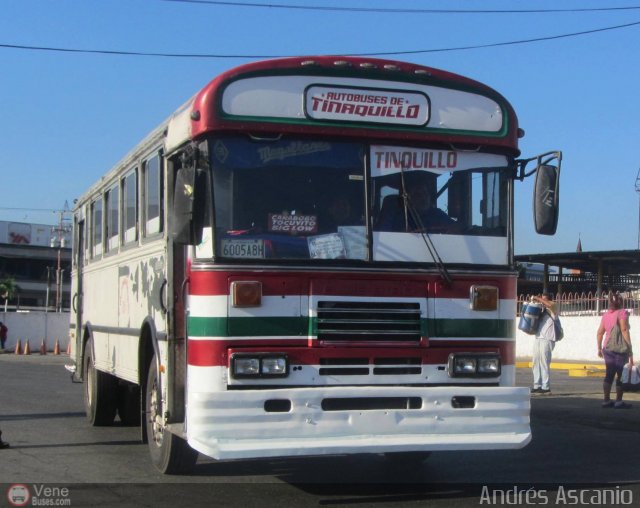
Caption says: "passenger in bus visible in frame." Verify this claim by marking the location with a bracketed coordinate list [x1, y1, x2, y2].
[320, 194, 362, 233]
[375, 181, 456, 232]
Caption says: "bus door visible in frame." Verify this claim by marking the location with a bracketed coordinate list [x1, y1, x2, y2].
[73, 217, 85, 368]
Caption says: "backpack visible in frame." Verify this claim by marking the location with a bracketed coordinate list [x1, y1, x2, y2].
[552, 315, 564, 341]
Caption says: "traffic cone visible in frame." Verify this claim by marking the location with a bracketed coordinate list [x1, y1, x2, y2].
[65, 340, 71, 355]
[14, 339, 22, 355]
[40, 339, 47, 355]
[54, 339, 60, 355]
[23, 340, 31, 355]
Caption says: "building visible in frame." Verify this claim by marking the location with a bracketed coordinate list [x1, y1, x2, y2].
[0, 220, 71, 310]
[515, 250, 640, 296]
[515, 250, 640, 315]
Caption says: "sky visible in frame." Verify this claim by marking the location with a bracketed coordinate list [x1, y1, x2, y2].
[1, 0, 639, 255]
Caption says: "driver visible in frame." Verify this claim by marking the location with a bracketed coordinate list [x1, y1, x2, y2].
[376, 180, 455, 232]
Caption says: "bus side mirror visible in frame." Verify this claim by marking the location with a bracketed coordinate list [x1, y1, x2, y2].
[171, 166, 205, 245]
[533, 164, 560, 235]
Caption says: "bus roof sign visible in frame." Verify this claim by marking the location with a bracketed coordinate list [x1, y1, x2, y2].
[305, 85, 430, 126]
[164, 56, 520, 156]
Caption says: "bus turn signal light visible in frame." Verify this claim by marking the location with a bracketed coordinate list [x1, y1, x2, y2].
[231, 281, 262, 307]
[470, 285, 498, 311]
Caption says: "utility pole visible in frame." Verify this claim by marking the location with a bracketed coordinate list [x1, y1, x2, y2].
[51, 202, 71, 312]
[636, 168, 640, 250]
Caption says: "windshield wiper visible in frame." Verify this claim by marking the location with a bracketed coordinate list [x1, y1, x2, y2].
[399, 167, 453, 287]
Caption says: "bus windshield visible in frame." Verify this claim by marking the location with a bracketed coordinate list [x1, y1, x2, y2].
[209, 136, 509, 263]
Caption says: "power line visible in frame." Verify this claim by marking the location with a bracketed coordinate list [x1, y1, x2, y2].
[1, 19, 639, 59]
[369, 20, 640, 56]
[0, 207, 59, 212]
[160, 0, 640, 15]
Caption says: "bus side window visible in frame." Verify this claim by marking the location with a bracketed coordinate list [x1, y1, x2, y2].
[91, 198, 103, 258]
[144, 153, 163, 237]
[122, 170, 138, 245]
[105, 184, 119, 253]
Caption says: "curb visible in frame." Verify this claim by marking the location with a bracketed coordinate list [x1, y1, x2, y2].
[516, 361, 606, 378]
[567, 369, 605, 378]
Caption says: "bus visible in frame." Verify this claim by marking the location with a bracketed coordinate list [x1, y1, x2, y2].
[68, 55, 561, 474]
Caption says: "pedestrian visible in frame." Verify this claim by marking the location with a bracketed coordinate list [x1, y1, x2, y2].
[597, 292, 634, 409]
[531, 293, 560, 394]
[0, 321, 7, 351]
[0, 429, 9, 449]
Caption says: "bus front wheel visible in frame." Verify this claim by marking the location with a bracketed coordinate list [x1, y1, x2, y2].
[145, 355, 198, 474]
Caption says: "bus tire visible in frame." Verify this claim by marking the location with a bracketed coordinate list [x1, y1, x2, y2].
[83, 339, 117, 426]
[117, 383, 141, 426]
[145, 355, 198, 474]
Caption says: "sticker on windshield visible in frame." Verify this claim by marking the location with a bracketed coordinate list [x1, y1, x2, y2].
[269, 213, 318, 234]
[308, 233, 346, 259]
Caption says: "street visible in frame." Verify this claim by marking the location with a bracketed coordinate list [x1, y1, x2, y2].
[1, 353, 639, 507]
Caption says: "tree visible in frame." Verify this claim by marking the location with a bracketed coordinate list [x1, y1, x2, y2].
[0, 277, 17, 312]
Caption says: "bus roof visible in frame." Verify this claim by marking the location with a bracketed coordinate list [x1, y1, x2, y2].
[166, 56, 521, 156]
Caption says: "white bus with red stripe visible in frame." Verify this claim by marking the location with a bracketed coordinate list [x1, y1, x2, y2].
[68, 56, 561, 473]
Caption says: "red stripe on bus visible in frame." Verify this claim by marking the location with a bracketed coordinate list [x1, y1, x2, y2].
[189, 270, 515, 298]
[187, 339, 515, 367]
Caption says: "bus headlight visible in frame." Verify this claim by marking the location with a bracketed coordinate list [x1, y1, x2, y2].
[231, 354, 289, 379]
[448, 353, 501, 378]
[477, 357, 501, 375]
[232, 357, 260, 377]
[453, 357, 477, 375]
[261, 357, 288, 376]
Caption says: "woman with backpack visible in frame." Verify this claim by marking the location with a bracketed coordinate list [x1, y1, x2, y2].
[597, 292, 634, 409]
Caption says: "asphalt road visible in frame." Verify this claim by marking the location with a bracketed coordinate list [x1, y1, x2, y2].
[0, 353, 639, 507]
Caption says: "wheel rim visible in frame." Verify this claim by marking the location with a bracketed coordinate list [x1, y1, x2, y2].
[85, 361, 94, 408]
[149, 375, 164, 447]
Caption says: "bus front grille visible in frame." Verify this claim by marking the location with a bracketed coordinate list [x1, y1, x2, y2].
[316, 301, 422, 343]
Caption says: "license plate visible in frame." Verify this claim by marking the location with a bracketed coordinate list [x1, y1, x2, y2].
[221, 239, 265, 259]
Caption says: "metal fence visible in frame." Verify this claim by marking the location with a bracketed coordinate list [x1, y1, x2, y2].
[517, 291, 640, 316]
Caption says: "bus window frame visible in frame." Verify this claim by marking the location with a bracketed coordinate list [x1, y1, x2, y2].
[122, 169, 139, 246]
[105, 183, 120, 254]
[90, 197, 103, 260]
[143, 151, 164, 240]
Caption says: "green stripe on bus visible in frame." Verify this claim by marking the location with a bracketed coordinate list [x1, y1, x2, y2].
[188, 316, 513, 339]
[189, 316, 308, 337]
[427, 319, 514, 338]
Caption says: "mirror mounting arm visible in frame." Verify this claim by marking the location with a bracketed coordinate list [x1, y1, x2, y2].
[515, 151, 563, 181]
